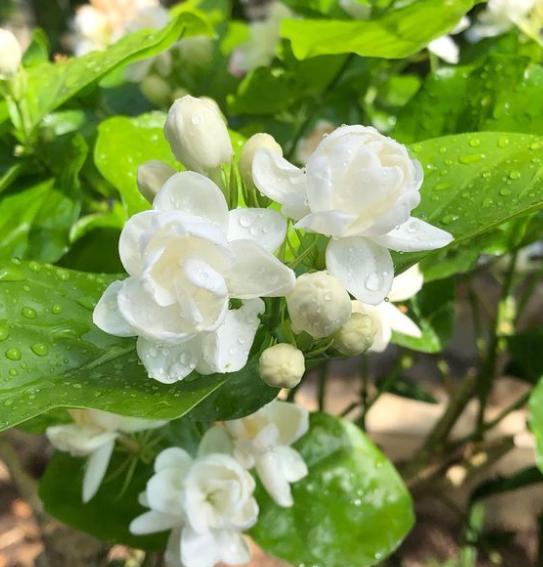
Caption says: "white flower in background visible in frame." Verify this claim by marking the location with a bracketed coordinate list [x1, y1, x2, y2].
[0, 28, 22, 77]
[164, 96, 233, 175]
[46, 409, 165, 502]
[287, 271, 352, 338]
[468, 0, 538, 40]
[137, 160, 176, 202]
[258, 343, 305, 388]
[333, 311, 376, 355]
[253, 125, 453, 305]
[130, 437, 258, 567]
[240, 133, 283, 189]
[352, 265, 424, 352]
[339, 0, 371, 20]
[93, 170, 294, 383]
[428, 16, 470, 64]
[295, 120, 336, 165]
[228, 2, 292, 77]
[224, 400, 309, 507]
[73, 0, 168, 55]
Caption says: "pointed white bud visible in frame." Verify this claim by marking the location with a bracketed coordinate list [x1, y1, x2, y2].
[0, 29, 22, 77]
[259, 343, 305, 389]
[164, 95, 233, 173]
[287, 271, 352, 338]
[334, 311, 376, 355]
[137, 160, 176, 202]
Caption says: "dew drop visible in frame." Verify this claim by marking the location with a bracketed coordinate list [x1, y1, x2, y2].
[22, 307, 37, 319]
[5, 348, 21, 361]
[365, 273, 382, 292]
[31, 343, 49, 357]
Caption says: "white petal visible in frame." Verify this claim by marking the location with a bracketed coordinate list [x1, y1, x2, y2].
[252, 148, 309, 220]
[197, 426, 233, 457]
[83, 440, 115, 503]
[164, 529, 183, 567]
[180, 526, 221, 567]
[277, 445, 308, 483]
[428, 35, 460, 64]
[46, 424, 116, 456]
[372, 217, 453, 253]
[227, 208, 286, 252]
[118, 210, 160, 277]
[130, 510, 182, 535]
[265, 400, 309, 446]
[155, 447, 193, 473]
[379, 303, 422, 339]
[226, 239, 295, 299]
[389, 264, 423, 302]
[137, 337, 200, 384]
[93, 281, 135, 337]
[115, 417, 167, 434]
[255, 451, 293, 507]
[147, 468, 185, 516]
[216, 530, 251, 565]
[326, 237, 394, 305]
[153, 171, 228, 232]
[196, 299, 264, 375]
[295, 210, 357, 237]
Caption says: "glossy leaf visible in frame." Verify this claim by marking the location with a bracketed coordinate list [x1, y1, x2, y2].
[394, 132, 543, 273]
[94, 112, 178, 216]
[23, 12, 208, 128]
[281, 0, 478, 60]
[251, 413, 414, 567]
[507, 331, 543, 384]
[0, 260, 274, 431]
[529, 378, 543, 474]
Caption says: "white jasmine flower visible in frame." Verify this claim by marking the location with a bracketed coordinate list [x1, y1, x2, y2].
[253, 125, 453, 304]
[428, 16, 470, 64]
[130, 435, 258, 567]
[468, 0, 538, 40]
[333, 311, 376, 355]
[352, 265, 424, 352]
[164, 96, 233, 175]
[46, 409, 165, 503]
[240, 133, 283, 189]
[258, 343, 305, 388]
[0, 28, 22, 77]
[228, 2, 292, 77]
[287, 271, 352, 338]
[93, 171, 294, 383]
[224, 400, 309, 507]
[137, 160, 176, 202]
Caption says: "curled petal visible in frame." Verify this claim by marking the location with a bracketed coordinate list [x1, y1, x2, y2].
[196, 299, 265, 375]
[83, 440, 115, 503]
[46, 424, 117, 456]
[153, 171, 228, 232]
[379, 302, 422, 339]
[93, 281, 135, 337]
[252, 149, 309, 220]
[227, 208, 286, 252]
[255, 450, 294, 507]
[326, 237, 394, 305]
[137, 337, 200, 384]
[147, 468, 185, 516]
[198, 426, 233, 457]
[130, 510, 181, 535]
[371, 217, 453, 252]
[155, 447, 193, 473]
[295, 210, 357, 238]
[389, 264, 423, 303]
[264, 400, 309, 446]
[226, 239, 295, 299]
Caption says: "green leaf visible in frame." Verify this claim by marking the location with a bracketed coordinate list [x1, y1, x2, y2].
[281, 0, 478, 60]
[392, 278, 455, 353]
[394, 132, 543, 273]
[376, 375, 438, 405]
[24, 12, 208, 128]
[251, 413, 414, 567]
[40, 450, 165, 550]
[471, 466, 543, 503]
[0, 260, 273, 431]
[94, 112, 177, 216]
[22, 28, 50, 67]
[506, 331, 543, 384]
[529, 378, 543, 473]
[395, 54, 543, 143]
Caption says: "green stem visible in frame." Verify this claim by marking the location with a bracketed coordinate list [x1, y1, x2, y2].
[356, 353, 370, 430]
[317, 362, 329, 412]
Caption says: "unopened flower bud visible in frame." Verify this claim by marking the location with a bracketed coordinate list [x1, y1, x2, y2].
[333, 311, 376, 355]
[259, 343, 305, 389]
[140, 75, 172, 107]
[137, 160, 176, 202]
[164, 95, 233, 173]
[0, 29, 22, 77]
[240, 133, 282, 188]
[287, 271, 351, 338]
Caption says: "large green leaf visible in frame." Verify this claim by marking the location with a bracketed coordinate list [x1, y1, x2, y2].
[24, 12, 208, 128]
[394, 132, 543, 273]
[529, 378, 543, 473]
[506, 331, 543, 384]
[281, 0, 478, 60]
[251, 413, 414, 567]
[394, 54, 543, 143]
[94, 112, 177, 216]
[0, 260, 275, 431]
